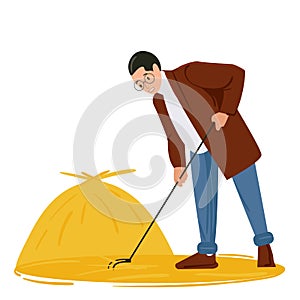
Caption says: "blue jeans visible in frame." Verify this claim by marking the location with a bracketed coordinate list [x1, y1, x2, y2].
[190, 151, 274, 254]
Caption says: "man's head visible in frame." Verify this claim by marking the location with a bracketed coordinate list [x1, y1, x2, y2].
[128, 51, 162, 94]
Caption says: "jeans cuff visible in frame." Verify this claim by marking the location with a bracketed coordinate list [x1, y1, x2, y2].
[197, 242, 218, 254]
[253, 232, 274, 246]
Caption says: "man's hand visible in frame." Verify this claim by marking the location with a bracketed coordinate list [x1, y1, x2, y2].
[174, 167, 188, 186]
[211, 112, 229, 131]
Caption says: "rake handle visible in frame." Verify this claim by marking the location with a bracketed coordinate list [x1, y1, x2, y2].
[128, 123, 215, 261]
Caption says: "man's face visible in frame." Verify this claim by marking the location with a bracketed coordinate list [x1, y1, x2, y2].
[131, 64, 162, 94]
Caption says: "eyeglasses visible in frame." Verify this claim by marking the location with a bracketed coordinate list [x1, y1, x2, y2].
[134, 73, 155, 91]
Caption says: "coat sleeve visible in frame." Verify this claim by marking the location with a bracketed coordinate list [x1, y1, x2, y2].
[153, 95, 186, 168]
[185, 62, 245, 115]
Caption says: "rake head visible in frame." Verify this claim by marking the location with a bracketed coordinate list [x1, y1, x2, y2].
[108, 258, 132, 269]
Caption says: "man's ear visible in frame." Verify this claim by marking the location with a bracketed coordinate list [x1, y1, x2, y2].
[152, 63, 161, 75]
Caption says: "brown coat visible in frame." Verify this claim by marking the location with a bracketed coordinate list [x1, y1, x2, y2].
[153, 62, 261, 179]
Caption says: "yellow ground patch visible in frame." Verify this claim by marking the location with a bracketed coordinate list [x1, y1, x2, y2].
[15, 254, 284, 287]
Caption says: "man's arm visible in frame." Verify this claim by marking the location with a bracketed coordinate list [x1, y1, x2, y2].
[153, 95, 186, 167]
[153, 95, 187, 186]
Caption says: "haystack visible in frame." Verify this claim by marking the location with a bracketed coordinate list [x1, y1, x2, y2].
[16, 169, 172, 267]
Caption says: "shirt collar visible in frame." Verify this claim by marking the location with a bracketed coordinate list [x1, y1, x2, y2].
[158, 71, 169, 95]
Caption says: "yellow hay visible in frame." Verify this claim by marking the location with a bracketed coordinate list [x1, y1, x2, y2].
[16, 169, 172, 267]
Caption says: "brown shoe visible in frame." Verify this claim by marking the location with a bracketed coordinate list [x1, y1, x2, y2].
[175, 253, 218, 269]
[257, 244, 276, 267]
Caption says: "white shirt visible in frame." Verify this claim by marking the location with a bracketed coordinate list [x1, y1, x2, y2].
[159, 71, 208, 153]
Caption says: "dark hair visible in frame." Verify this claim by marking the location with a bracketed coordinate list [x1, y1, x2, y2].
[128, 51, 161, 75]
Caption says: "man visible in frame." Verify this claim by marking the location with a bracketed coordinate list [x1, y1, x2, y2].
[128, 51, 275, 269]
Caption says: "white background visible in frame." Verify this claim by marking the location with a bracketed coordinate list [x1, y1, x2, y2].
[1, 0, 299, 298]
